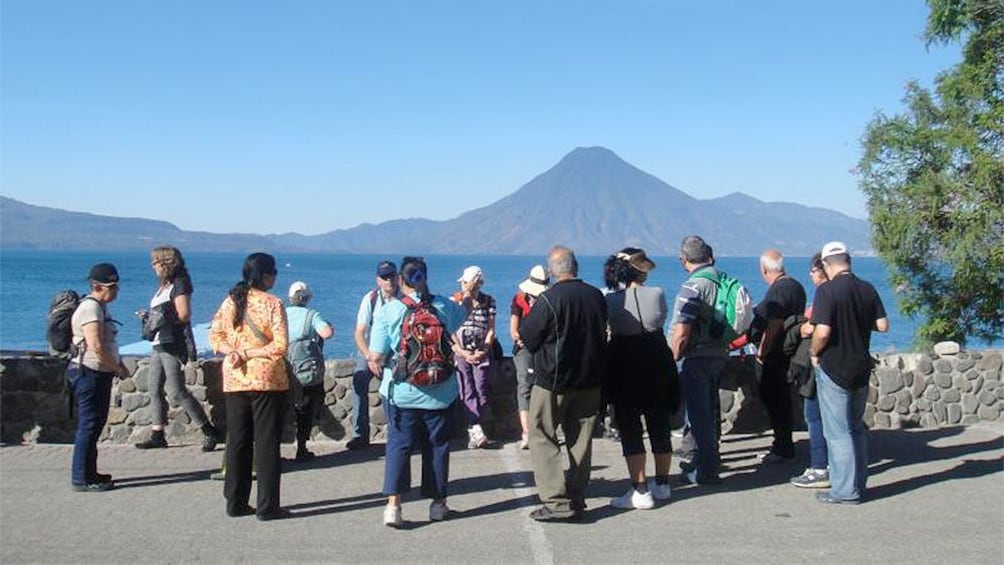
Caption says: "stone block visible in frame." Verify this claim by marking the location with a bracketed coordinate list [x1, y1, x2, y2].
[369, 377, 381, 393]
[371, 406, 387, 426]
[368, 393, 382, 407]
[961, 415, 980, 425]
[895, 390, 912, 414]
[109, 424, 131, 442]
[184, 364, 198, 386]
[965, 369, 980, 380]
[332, 404, 347, 420]
[331, 359, 357, 378]
[933, 401, 947, 423]
[118, 378, 136, 393]
[903, 371, 914, 387]
[920, 413, 939, 428]
[953, 375, 972, 393]
[873, 412, 890, 428]
[324, 374, 337, 392]
[971, 375, 984, 395]
[961, 393, 979, 414]
[955, 358, 976, 373]
[923, 386, 941, 401]
[977, 351, 1002, 372]
[934, 373, 953, 389]
[933, 341, 961, 356]
[985, 379, 1001, 391]
[122, 392, 150, 412]
[916, 398, 931, 412]
[941, 389, 961, 403]
[916, 356, 934, 375]
[978, 404, 1001, 421]
[947, 403, 962, 425]
[863, 405, 875, 428]
[334, 383, 348, 399]
[122, 356, 141, 375]
[876, 396, 896, 412]
[190, 385, 207, 402]
[911, 371, 927, 398]
[169, 407, 191, 425]
[997, 388, 1004, 401]
[979, 390, 997, 406]
[877, 368, 904, 395]
[131, 408, 152, 426]
[324, 392, 338, 406]
[133, 366, 150, 392]
[106, 407, 128, 425]
[887, 412, 904, 429]
[934, 360, 953, 374]
[867, 386, 879, 404]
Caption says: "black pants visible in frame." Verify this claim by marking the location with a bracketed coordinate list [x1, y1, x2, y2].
[759, 358, 794, 456]
[293, 384, 325, 449]
[224, 391, 284, 517]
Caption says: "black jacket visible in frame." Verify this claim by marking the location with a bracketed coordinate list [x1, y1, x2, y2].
[519, 279, 608, 393]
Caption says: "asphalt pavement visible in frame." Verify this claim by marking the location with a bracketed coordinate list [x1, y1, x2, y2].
[1, 423, 1002, 564]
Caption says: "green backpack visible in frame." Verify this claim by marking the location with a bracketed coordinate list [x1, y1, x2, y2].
[286, 310, 326, 386]
[691, 270, 754, 342]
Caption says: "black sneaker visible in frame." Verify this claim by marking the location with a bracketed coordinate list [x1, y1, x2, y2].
[201, 433, 218, 452]
[346, 437, 370, 450]
[72, 482, 114, 492]
[91, 473, 113, 484]
[135, 434, 168, 449]
[295, 448, 316, 462]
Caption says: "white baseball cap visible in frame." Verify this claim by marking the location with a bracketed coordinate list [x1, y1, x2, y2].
[821, 241, 848, 259]
[288, 281, 312, 300]
[458, 266, 483, 284]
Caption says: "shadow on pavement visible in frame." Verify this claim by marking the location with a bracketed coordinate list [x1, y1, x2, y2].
[112, 469, 215, 489]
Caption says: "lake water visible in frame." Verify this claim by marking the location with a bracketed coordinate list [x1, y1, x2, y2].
[1, 250, 925, 359]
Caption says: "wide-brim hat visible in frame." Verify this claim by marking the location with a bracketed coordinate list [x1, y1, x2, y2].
[616, 249, 656, 273]
[518, 265, 549, 296]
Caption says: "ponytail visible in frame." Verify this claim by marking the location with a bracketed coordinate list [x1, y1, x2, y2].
[230, 252, 277, 328]
[229, 281, 251, 329]
[400, 256, 432, 303]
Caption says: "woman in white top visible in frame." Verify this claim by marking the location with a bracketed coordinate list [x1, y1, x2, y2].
[135, 246, 221, 451]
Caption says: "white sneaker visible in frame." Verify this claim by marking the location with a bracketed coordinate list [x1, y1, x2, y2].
[647, 479, 672, 501]
[518, 434, 529, 450]
[467, 425, 488, 449]
[610, 488, 655, 510]
[429, 500, 450, 521]
[383, 505, 403, 528]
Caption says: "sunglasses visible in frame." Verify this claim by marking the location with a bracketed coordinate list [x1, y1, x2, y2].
[97, 282, 119, 288]
[379, 273, 396, 281]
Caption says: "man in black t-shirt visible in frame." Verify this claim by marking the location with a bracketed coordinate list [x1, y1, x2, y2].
[753, 249, 806, 462]
[810, 241, 889, 504]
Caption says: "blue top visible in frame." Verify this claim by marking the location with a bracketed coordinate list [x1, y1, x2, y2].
[369, 291, 467, 409]
[285, 305, 332, 341]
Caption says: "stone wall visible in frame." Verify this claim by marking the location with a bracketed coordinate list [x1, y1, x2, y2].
[0, 353, 521, 446]
[1, 345, 1001, 445]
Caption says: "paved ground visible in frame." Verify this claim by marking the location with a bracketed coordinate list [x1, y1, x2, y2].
[1, 424, 1002, 565]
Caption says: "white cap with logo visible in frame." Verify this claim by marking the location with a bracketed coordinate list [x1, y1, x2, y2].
[821, 241, 848, 259]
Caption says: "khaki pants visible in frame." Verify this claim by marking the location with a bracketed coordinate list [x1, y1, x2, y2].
[528, 385, 601, 513]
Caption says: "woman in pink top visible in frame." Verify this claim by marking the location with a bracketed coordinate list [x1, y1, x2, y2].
[209, 252, 290, 521]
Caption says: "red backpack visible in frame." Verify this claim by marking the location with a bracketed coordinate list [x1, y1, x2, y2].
[393, 295, 455, 386]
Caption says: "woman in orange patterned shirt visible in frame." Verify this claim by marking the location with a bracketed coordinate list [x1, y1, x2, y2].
[208, 252, 290, 521]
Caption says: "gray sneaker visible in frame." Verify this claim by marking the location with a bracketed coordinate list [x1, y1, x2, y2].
[790, 468, 830, 488]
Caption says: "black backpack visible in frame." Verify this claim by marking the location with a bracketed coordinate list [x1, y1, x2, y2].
[46, 290, 93, 359]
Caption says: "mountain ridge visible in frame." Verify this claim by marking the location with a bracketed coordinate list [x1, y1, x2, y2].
[1, 146, 872, 256]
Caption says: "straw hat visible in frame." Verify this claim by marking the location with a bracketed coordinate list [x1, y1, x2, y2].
[518, 265, 549, 296]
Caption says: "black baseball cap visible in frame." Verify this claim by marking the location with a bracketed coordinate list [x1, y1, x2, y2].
[377, 261, 398, 277]
[88, 263, 119, 285]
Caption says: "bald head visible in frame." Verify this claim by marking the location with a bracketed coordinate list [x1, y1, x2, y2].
[548, 245, 578, 281]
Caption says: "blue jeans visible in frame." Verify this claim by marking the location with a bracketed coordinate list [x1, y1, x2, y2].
[679, 356, 726, 481]
[382, 401, 452, 500]
[804, 393, 828, 471]
[351, 369, 372, 440]
[69, 365, 114, 485]
[816, 366, 868, 500]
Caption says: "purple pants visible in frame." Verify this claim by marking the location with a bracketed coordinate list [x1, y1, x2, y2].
[456, 356, 491, 426]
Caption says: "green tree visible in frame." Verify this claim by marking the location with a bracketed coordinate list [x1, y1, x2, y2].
[858, 0, 1003, 347]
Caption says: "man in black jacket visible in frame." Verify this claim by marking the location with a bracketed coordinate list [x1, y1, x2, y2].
[519, 246, 608, 522]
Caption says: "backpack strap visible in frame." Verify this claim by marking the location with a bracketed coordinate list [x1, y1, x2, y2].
[296, 309, 316, 342]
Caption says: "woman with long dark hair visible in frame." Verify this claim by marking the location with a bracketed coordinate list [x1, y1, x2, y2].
[135, 246, 221, 451]
[367, 256, 468, 527]
[603, 247, 679, 510]
[208, 252, 290, 521]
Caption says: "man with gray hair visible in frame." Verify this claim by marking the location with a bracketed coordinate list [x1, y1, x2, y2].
[519, 246, 608, 521]
[752, 249, 806, 463]
[670, 236, 727, 485]
[810, 242, 888, 504]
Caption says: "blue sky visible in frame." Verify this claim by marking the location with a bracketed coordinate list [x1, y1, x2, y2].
[1, 1, 959, 235]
